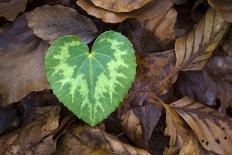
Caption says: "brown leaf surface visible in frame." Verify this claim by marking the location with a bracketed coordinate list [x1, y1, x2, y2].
[121, 103, 162, 148]
[171, 97, 232, 154]
[76, 0, 173, 23]
[208, 0, 232, 22]
[138, 8, 177, 48]
[25, 5, 98, 44]
[175, 53, 232, 111]
[0, 106, 60, 155]
[163, 100, 209, 154]
[90, 0, 152, 12]
[175, 8, 228, 71]
[0, 0, 27, 21]
[0, 16, 50, 106]
[56, 125, 151, 155]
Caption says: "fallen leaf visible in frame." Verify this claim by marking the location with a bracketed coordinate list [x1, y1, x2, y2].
[0, 0, 27, 21]
[25, 5, 98, 44]
[0, 106, 60, 154]
[90, 0, 152, 12]
[208, 0, 232, 22]
[222, 27, 232, 56]
[175, 53, 232, 111]
[138, 8, 177, 48]
[56, 124, 151, 155]
[162, 99, 208, 154]
[175, 7, 228, 71]
[121, 103, 162, 148]
[171, 97, 232, 154]
[0, 16, 50, 106]
[76, 0, 173, 23]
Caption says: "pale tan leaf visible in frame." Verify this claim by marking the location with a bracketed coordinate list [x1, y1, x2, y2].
[0, 0, 27, 21]
[175, 8, 228, 71]
[171, 97, 232, 154]
[138, 8, 177, 48]
[0, 106, 60, 155]
[76, 0, 173, 23]
[0, 16, 50, 106]
[57, 125, 151, 155]
[25, 5, 98, 44]
[208, 0, 232, 22]
[90, 0, 152, 12]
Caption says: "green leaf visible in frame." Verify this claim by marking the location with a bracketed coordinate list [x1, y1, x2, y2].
[45, 31, 136, 126]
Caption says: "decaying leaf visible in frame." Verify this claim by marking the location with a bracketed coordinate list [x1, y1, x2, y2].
[175, 54, 232, 111]
[0, 106, 60, 154]
[138, 8, 177, 48]
[175, 8, 228, 71]
[0, 16, 50, 106]
[56, 125, 151, 155]
[0, 0, 27, 21]
[208, 0, 232, 22]
[76, 0, 173, 23]
[121, 103, 162, 148]
[90, 0, 152, 12]
[25, 5, 98, 44]
[171, 97, 232, 154]
[163, 100, 208, 154]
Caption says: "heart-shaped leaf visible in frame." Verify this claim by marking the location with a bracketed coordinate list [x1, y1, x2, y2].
[45, 31, 136, 126]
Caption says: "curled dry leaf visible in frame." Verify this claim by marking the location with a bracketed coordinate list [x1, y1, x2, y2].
[76, 0, 173, 23]
[171, 97, 232, 154]
[138, 8, 177, 48]
[25, 5, 98, 44]
[0, 106, 60, 155]
[163, 100, 208, 154]
[0, 16, 50, 106]
[90, 0, 152, 12]
[0, 0, 27, 21]
[208, 0, 232, 22]
[175, 8, 228, 71]
[56, 125, 151, 155]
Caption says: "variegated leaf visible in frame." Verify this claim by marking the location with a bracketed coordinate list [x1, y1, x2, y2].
[45, 31, 136, 126]
[175, 8, 228, 71]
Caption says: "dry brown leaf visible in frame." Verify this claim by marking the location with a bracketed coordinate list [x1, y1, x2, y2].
[163, 100, 209, 155]
[208, 0, 232, 22]
[0, 0, 27, 21]
[0, 16, 50, 106]
[90, 0, 152, 12]
[175, 8, 228, 71]
[171, 97, 232, 154]
[25, 5, 98, 44]
[121, 103, 162, 148]
[56, 125, 151, 155]
[0, 106, 60, 155]
[76, 0, 173, 23]
[138, 8, 177, 48]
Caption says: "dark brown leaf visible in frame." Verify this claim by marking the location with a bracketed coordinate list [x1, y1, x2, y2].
[0, 106, 60, 154]
[0, 0, 27, 21]
[25, 5, 98, 44]
[56, 125, 151, 155]
[0, 16, 50, 106]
